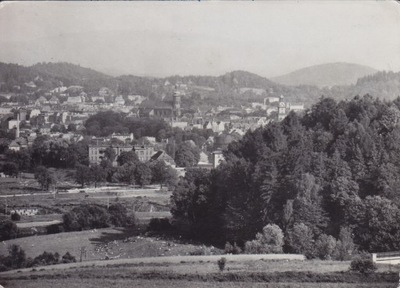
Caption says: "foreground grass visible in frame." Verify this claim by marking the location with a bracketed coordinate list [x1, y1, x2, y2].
[1, 260, 397, 285]
[1, 279, 396, 288]
[0, 227, 220, 261]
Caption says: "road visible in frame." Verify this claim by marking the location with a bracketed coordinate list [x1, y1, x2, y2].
[0, 185, 171, 199]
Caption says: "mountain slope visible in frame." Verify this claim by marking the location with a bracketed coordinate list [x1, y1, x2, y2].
[323, 70, 400, 101]
[271, 62, 377, 88]
[31, 62, 112, 82]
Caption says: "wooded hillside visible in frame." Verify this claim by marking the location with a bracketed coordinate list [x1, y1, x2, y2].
[171, 95, 400, 254]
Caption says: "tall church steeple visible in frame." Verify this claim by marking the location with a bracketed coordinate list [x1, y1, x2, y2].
[16, 113, 20, 138]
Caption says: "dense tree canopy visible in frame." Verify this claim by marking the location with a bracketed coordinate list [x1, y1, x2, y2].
[171, 95, 400, 252]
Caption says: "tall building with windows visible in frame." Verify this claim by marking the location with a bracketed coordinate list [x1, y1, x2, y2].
[278, 95, 287, 121]
[173, 90, 182, 118]
[88, 143, 155, 166]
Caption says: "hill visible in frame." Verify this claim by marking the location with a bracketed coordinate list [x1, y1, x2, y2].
[271, 62, 377, 88]
[322, 70, 400, 101]
[3, 61, 400, 107]
[0, 62, 116, 94]
[31, 62, 111, 83]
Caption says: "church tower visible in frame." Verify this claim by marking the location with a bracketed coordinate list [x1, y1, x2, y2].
[278, 95, 286, 121]
[173, 90, 181, 118]
[16, 113, 20, 139]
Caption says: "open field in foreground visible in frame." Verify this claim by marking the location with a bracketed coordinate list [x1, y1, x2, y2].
[1, 255, 399, 287]
[0, 227, 213, 261]
[1, 262, 398, 288]
[1, 241, 398, 287]
[2, 279, 397, 288]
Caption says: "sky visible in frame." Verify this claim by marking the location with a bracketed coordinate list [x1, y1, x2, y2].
[0, 1, 400, 78]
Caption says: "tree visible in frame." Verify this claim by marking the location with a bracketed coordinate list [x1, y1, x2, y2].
[334, 226, 355, 260]
[63, 204, 110, 231]
[61, 252, 76, 263]
[113, 164, 136, 185]
[244, 224, 284, 254]
[171, 168, 223, 243]
[31, 251, 60, 267]
[7, 244, 26, 269]
[11, 212, 21, 221]
[352, 196, 400, 252]
[291, 173, 328, 235]
[103, 146, 116, 164]
[315, 234, 337, 260]
[67, 123, 77, 132]
[287, 223, 315, 258]
[5, 150, 31, 172]
[66, 140, 90, 167]
[164, 96, 400, 250]
[174, 142, 200, 167]
[134, 162, 152, 187]
[2, 162, 18, 177]
[108, 203, 135, 227]
[150, 160, 178, 189]
[0, 220, 18, 241]
[75, 164, 92, 188]
[90, 164, 106, 188]
[116, 150, 138, 166]
[34, 166, 55, 191]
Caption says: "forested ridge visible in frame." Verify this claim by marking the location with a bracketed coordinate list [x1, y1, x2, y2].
[171, 95, 400, 254]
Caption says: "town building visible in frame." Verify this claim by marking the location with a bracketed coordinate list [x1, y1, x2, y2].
[212, 150, 225, 168]
[150, 150, 176, 167]
[88, 143, 155, 166]
[111, 132, 134, 143]
[88, 143, 134, 166]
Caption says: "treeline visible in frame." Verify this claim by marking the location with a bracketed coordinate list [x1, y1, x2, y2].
[63, 203, 135, 232]
[84, 111, 214, 144]
[0, 244, 76, 272]
[171, 95, 400, 254]
[1, 111, 209, 176]
[0, 203, 135, 242]
[0, 136, 90, 177]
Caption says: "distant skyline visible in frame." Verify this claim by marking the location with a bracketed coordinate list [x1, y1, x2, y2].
[0, 1, 400, 78]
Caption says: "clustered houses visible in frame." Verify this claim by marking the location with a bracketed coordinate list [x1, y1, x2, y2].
[1, 76, 305, 170]
[0, 84, 154, 152]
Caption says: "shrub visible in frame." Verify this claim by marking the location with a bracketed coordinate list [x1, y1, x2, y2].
[30, 251, 60, 267]
[334, 227, 356, 261]
[350, 257, 377, 274]
[46, 224, 64, 234]
[108, 203, 130, 227]
[224, 242, 242, 254]
[61, 252, 76, 263]
[244, 224, 284, 254]
[315, 234, 337, 260]
[190, 245, 212, 256]
[11, 212, 21, 221]
[63, 204, 135, 231]
[0, 220, 18, 241]
[7, 244, 27, 269]
[217, 257, 226, 272]
[148, 218, 172, 233]
[63, 204, 110, 231]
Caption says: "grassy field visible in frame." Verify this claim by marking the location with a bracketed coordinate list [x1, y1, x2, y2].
[1, 231, 398, 288]
[1, 262, 398, 288]
[0, 227, 217, 261]
[1, 177, 398, 287]
[2, 279, 397, 288]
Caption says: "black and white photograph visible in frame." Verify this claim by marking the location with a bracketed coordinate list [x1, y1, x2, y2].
[1, 1, 400, 287]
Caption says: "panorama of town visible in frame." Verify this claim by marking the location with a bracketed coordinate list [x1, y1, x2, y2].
[1, 2, 400, 288]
